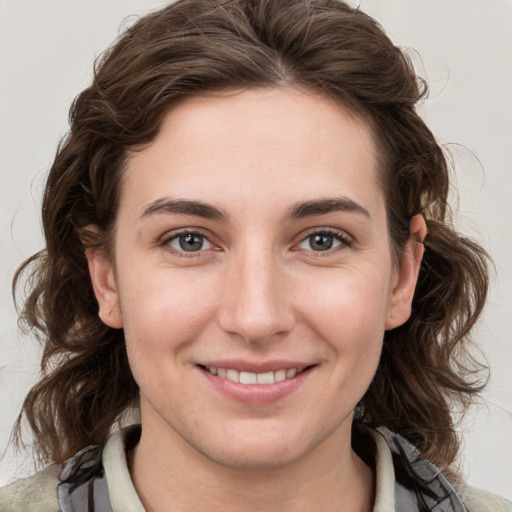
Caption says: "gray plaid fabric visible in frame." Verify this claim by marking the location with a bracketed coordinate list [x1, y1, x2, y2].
[57, 445, 113, 512]
[379, 429, 467, 512]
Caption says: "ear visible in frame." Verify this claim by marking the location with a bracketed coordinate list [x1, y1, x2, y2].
[83, 229, 123, 329]
[385, 214, 427, 330]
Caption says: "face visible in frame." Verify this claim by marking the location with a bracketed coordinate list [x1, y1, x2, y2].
[88, 87, 423, 469]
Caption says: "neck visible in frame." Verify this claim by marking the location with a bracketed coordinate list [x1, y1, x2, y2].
[128, 412, 374, 512]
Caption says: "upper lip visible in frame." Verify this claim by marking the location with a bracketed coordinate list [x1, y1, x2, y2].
[198, 360, 314, 373]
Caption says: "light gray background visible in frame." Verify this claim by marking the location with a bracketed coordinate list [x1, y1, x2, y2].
[1, 0, 511, 499]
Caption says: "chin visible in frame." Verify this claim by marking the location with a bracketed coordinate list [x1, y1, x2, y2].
[187, 420, 329, 471]
[200, 440, 308, 470]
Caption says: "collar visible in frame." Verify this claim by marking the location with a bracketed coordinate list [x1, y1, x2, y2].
[372, 427, 467, 512]
[58, 424, 467, 512]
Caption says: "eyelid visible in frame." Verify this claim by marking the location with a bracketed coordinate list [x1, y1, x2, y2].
[159, 228, 219, 254]
[157, 226, 353, 255]
[294, 227, 354, 253]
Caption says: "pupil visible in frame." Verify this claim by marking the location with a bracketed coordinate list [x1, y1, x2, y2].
[179, 234, 203, 251]
[311, 234, 333, 251]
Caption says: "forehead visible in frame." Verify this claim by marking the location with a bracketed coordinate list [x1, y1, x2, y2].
[121, 87, 383, 220]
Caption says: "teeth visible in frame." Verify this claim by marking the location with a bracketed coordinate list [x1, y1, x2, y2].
[257, 371, 274, 384]
[226, 369, 239, 383]
[239, 371, 257, 384]
[206, 366, 302, 385]
[274, 369, 286, 382]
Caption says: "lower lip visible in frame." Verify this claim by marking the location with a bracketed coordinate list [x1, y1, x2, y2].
[198, 367, 313, 405]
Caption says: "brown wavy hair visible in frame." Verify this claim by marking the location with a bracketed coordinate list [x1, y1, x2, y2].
[13, 0, 489, 477]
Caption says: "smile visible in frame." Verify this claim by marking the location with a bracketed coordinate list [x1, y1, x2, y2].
[205, 366, 303, 385]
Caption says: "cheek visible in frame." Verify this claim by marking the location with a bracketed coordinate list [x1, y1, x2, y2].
[117, 266, 220, 355]
[297, 265, 393, 345]
[295, 265, 392, 401]
[118, 269, 221, 406]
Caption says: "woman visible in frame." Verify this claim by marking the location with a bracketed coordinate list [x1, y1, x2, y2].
[1, 0, 510, 510]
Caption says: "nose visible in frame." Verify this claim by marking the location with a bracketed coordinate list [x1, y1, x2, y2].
[217, 247, 295, 345]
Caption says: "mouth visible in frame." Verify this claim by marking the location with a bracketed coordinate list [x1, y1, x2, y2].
[197, 362, 315, 404]
[200, 365, 308, 385]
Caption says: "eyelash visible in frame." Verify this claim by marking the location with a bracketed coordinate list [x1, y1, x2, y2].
[296, 228, 353, 255]
[160, 229, 216, 257]
[159, 227, 353, 257]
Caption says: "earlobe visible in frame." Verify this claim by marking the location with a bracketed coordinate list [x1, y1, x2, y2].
[84, 238, 123, 329]
[385, 214, 427, 330]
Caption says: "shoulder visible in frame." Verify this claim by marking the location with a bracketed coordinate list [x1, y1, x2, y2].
[371, 426, 512, 512]
[0, 464, 61, 511]
[462, 486, 512, 512]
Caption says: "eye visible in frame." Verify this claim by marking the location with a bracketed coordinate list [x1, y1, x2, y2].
[297, 230, 350, 252]
[165, 232, 214, 253]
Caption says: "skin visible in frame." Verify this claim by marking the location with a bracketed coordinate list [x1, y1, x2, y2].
[87, 87, 426, 512]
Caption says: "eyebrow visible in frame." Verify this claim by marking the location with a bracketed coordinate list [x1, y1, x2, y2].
[139, 196, 370, 223]
[139, 198, 229, 221]
[284, 197, 371, 220]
